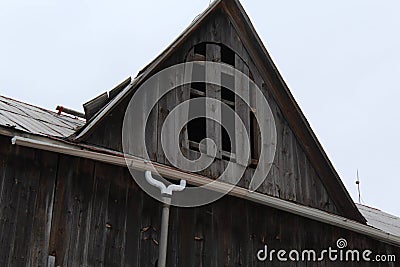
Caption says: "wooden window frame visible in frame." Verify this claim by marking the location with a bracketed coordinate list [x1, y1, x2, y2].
[186, 42, 260, 166]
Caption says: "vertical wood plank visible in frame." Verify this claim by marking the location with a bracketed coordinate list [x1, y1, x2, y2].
[282, 124, 297, 201]
[28, 151, 58, 266]
[180, 47, 194, 153]
[104, 166, 128, 267]
[86, 161, 112, 266]
[206, 43, 222, 159]
[48, 156, 95, 267]
[123, 169, 142, 267]
[6, 147, 38, 267]
[145, 77, 160, 162]
[234, 55, 250, 167]
[157, 65, 177, 165]
[127, 75, 159, 161]
[174, 205, 196, 267]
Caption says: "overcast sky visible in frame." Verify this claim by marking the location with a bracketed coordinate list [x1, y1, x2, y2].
[1, 0, 399, 216]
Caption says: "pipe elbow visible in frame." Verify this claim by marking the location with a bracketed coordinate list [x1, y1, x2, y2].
[165, 180, 186, 195]
[145, 170, 166, 192]
[145, 170, 186, 196]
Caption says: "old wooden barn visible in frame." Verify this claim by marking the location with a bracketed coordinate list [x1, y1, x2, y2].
[0, 0, 399, 266]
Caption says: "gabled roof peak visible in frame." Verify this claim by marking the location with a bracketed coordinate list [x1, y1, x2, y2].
[72, 0, 366, 223]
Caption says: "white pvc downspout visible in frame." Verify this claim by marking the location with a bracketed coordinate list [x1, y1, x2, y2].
[145, 170, 186, 195]
[145, 170, 186, 267]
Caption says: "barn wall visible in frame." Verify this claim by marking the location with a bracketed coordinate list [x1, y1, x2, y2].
[0, 135, 58, 266]
[0, 136, 399, 266]
[84, 9, 339, 215]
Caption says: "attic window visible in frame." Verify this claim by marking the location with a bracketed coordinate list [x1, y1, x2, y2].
[186, 42, 248, 161]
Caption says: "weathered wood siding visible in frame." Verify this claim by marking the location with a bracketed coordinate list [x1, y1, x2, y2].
[0, 136, 399, 266]
[84, 9, 339, 216]
[0, 136, 58, 266]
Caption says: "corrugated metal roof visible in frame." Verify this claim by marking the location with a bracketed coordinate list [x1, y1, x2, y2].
[0, 95, 85, 138]
[357, 203, 400, 237]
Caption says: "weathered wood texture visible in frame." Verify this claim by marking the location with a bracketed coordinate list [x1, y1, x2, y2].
[0, 137, 399, 266]
[84, 9, 339, 216]
[0, 135, 58, 266]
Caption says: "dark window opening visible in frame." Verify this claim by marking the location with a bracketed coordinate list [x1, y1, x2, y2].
[221, 44, 235, 66]
[191, 82, 206, 95]
[193, 43, 206, 61]
[221, 126, 231, 153]
[194, 43, 206, 56]
[250, 111, 260, 160]
[188, 118, 207, 145]
[221, 87, 235, 104]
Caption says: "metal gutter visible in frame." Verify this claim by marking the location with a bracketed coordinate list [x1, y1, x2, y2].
[10, 135, 400, 247]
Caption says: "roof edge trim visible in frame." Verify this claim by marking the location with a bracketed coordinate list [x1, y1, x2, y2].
[10, 134, 400, 247]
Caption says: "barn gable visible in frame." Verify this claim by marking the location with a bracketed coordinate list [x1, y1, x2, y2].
[73, 0, 365, 223]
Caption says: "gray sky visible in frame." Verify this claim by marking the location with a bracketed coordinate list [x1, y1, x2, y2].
[1, 0, 399, 216]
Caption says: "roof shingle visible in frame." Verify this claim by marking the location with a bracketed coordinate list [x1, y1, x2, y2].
[0, 95, 85, 138]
